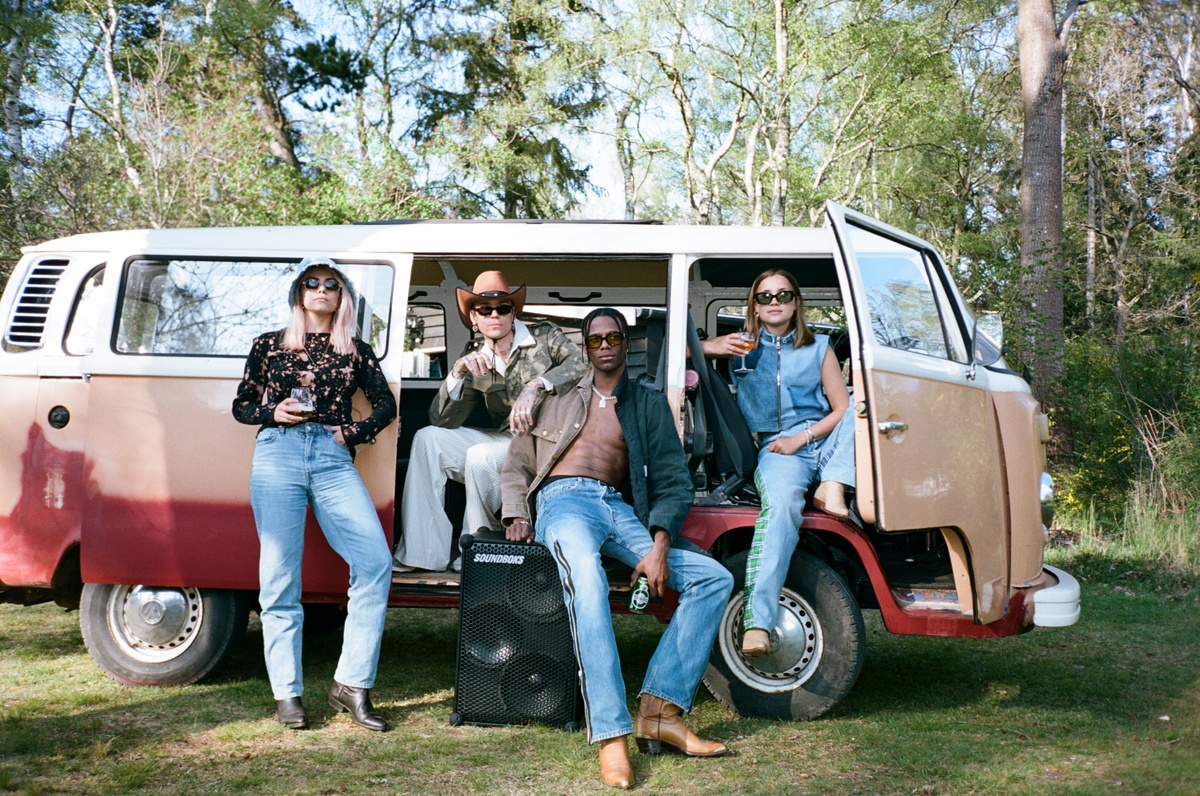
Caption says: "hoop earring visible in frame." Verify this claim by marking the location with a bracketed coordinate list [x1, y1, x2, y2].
[472, 323, 478, 332]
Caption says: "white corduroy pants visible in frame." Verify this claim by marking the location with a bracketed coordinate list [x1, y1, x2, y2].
[394, 425, 512, 571]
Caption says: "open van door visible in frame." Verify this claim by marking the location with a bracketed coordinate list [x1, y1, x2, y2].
[826, 203, 1010, 624]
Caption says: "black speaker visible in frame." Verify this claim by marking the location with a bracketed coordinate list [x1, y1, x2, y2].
[450, 531, 583, 731]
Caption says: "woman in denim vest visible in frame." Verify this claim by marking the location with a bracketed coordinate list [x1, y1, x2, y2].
[233, 258, 397, 731]
[733, 269, 855, 658]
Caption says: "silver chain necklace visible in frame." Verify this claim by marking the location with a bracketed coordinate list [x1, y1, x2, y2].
[591, 384, 617, 409]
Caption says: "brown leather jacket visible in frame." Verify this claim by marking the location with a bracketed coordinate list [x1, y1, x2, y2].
[500, 369, 694, 541]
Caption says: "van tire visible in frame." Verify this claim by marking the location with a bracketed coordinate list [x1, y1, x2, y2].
[703, 550, 865, 720]
[80, 584, 250, 687]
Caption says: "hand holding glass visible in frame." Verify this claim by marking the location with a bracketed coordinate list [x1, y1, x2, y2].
[290, 386, 315, 420]
[734, 332, 756, 375]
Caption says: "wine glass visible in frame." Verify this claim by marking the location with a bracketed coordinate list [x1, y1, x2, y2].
[733, 332, 756, 375]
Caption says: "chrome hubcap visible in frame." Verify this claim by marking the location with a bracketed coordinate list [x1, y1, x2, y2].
[719, 587, 823, 693]
[107, 585, 204, 663]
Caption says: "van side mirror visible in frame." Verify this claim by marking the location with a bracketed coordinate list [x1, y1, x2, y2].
[971, 313, 1003, 368]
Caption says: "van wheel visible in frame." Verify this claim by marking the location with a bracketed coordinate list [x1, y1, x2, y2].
[703, 550, 865, 720]
[80, 584, 250, 687]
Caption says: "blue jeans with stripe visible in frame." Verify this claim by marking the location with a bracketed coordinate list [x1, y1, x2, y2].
[250, 423, 392, 700]
[743, 408, 855, 633]
[535, 477, 732, 742]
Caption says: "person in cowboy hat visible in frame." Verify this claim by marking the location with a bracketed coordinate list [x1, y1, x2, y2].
[393, 270, 587, 572]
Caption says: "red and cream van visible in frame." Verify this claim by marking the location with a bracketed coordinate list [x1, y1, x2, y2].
[0, 203, 1079, 719]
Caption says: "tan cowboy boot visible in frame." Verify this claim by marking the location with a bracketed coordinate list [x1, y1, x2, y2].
[633, 694, 728, 757]
[741, 628, 771, 657]
[813, 481, 850, 519]
[598, 736, 634, 789]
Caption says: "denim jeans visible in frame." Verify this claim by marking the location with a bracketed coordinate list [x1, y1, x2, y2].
[744, 407, 855, 633]
[250, 423, 392, 700]
[535, 478, 733, 742]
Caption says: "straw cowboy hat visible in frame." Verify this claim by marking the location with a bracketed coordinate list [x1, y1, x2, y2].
[455, 271, 527, 328]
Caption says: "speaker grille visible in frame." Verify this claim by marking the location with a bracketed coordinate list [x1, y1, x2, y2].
[453, 536, 582, 729]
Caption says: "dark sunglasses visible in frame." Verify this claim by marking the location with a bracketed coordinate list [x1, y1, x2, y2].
[754, 289, 796, 305]
[473, 304, 515, 317]
[303, 277, 341, 291]
[585, 331, 626, 349]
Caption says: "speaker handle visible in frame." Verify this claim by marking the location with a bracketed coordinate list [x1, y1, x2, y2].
[460, 528, 507, 552]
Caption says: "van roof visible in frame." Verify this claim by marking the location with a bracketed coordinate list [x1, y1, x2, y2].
[23, 221, 838, 258]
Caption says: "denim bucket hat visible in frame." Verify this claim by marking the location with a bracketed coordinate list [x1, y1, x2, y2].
[288, 257, 359, 309]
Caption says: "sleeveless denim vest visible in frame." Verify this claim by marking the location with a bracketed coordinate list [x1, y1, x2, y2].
[734, 329, 831, 437]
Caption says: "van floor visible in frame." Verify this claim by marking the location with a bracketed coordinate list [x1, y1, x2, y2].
[390, 563, 638, 594]
[391, 569, 461, 586]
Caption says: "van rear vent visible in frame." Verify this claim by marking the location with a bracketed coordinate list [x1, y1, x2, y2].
[4, 258, 70, 351]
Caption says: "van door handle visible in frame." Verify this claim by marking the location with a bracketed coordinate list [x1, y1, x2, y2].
[877, 421, 908, 434]
[548, 290, 601, 302]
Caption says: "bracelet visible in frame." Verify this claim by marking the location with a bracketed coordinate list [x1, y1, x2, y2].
[805, 429, 814, 446]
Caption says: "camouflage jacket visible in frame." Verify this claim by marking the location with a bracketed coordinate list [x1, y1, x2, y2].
[429, 319, 587, 431]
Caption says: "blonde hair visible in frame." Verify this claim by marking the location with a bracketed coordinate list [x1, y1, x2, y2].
[282, 267, 358, 355]
[743, 269, 813, 349]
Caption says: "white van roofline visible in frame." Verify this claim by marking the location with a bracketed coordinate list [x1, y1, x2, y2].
[22, 222, 838, 258]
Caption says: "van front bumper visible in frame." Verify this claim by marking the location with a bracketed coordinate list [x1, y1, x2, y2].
[1032, 564, 1080, 628]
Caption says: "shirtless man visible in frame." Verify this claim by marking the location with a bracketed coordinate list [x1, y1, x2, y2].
[500, 308, 733, 790]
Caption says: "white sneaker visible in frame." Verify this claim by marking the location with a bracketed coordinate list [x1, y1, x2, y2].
[451, 557, 462, 573]
[392, 559, 416, 573]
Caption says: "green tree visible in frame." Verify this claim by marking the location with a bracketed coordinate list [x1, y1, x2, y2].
[411, 0, 603, 218]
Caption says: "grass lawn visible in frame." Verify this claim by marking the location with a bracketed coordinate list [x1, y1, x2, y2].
[1, 549, 1197, 795]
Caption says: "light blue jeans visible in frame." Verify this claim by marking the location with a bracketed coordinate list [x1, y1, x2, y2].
[535, 478, 733, 743]
[250, 423, 392, 700]
[744, 408, 855, 633]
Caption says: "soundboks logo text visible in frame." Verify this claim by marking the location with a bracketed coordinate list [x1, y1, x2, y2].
[475, 553, 526, 565]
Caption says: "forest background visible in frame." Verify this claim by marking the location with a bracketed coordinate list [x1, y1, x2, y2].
[2, 0, 1198, 566]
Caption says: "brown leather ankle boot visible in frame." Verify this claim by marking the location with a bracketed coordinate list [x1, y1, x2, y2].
[598, 736, 634, 789]
[633, 694, 727, 757]
[813, 481, 850, 519]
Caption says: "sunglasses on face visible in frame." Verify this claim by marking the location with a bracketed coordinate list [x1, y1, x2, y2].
[473, 304, 515, 317]
[754, 289, 796, 305]
[304, 277, 341, 292]
[585, 331, 626, 349]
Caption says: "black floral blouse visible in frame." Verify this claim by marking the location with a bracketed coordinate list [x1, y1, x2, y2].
[233, 331, 397, 452]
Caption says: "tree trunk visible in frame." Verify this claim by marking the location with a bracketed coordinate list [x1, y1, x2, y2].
[3, 0, 36, 191]
[1086, 150, 1096, 325]
[1016, 0, 1082, 461]
[250, 70, 300, 170]
[769, 0, 789, 226]
[98, 0, 146, 195]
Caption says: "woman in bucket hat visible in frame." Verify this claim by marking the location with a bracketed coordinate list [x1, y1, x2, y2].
[393, 270, 586, 572]
[233, 257, 397, 731]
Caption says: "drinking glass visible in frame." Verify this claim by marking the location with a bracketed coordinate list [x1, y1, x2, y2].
[290, 386, 315, 420]
[733, 332, 756, 375]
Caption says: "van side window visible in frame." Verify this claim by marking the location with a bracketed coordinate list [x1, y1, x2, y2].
[402, 304, 447, 378]
[65, 267, 105, 355]
[850, 226, 968, 363]
[114, 259, 393, 356]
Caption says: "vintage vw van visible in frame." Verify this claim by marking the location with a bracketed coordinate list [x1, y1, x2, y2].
[0, 203, 1079, 719]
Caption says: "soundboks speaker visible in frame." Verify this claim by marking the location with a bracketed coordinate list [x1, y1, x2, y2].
[450, 532, 583, 731]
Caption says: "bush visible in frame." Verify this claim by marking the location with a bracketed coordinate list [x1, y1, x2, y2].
[1061, 332, 1200, 518]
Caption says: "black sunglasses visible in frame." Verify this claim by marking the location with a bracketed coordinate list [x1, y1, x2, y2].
[303, 277, 341, 291]
[754, 289, 796, 305]
[473, 304, 515, 317]
[585, 331, 626, 349]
